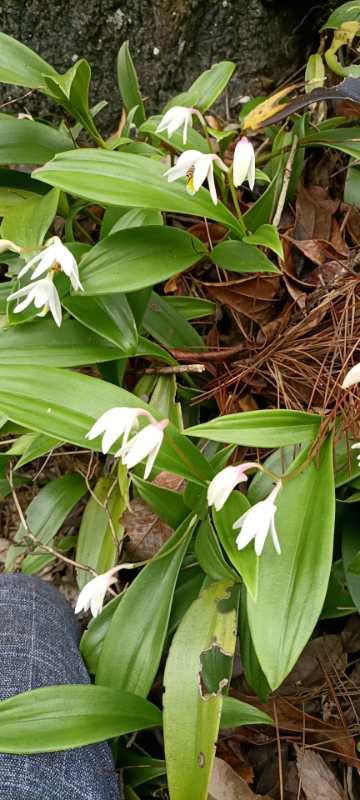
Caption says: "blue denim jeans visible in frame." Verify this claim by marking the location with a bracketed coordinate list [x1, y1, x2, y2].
[0, 574, 120, 799]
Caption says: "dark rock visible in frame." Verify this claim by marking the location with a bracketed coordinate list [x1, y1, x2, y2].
[0, 0, 339, 133]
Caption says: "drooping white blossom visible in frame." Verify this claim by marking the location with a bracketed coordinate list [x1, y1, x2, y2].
[86, 407, 154, 454]
[8, 276, 62, 327]
[164, 149, 228, 205]
[233, 136, 256, 190]
[75, 567, 120, 618]
[117, 419, 169, 479]
[18, 236, 83, 291]
[233, 481, 282, 556]
[207, 462, 259, 512]
[342, 362, 360, 389]
[156, 106, 204, 144]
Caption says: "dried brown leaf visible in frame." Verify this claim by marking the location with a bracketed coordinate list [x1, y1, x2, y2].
[295, 746, 344, 800]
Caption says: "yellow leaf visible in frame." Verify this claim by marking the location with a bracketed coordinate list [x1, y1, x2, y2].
[242, 84, 297, 131]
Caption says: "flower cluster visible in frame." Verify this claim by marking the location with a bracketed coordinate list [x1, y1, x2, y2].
[86, 406, 169, 480]
[156, 105, 256, 204]
[7, 236, 83, 327]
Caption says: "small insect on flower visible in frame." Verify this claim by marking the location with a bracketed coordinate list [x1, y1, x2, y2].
[232, 136, 256, 190]
[75, 567, 121, 618]
[8, 275, 62, 327]
[156, 106, 204, 145]
[207, 462, 259, 512]
[18, 236, 83, 292]
[164, 149, 228, 205]
[233, 481, 282, 556]
[86, 407, 154, 454]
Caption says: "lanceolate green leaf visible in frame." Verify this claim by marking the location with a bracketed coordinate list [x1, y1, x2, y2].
[247, 438, 335, 690]
[0, 685, 161, 753]
[0, 32, 56, 88]
[165, 61, 236, 112]
[211, 239, 279, 273]
[0, 365, 212, 484]
[163, 580, 238, 800]
[76, 477, 125, 590]
[62, 294, 138, 353]
[117, 41, 146, 126]
[213, 493, 258, 600]
[144, 291, 204, 349]
[221, 696, 273, 728]
[5, 473, 86, 573]
[321, 1, 360, 29]
[1, 188, 60, 250]
[97, 515, 196, 694]
[0, 320, 128, 367]
[186, 409, 321, 447]
[79, 226, 206, 294]
[0, 117, 74, 164]
[33, 150, 243, 234]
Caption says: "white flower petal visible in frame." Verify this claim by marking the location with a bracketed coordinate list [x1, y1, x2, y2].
[207, 165, 218, 205]
[342, 362, 360, 389]
[193, 155, 212, 192]
[233, 137, 256, 189]
[120, 424, 163, 470]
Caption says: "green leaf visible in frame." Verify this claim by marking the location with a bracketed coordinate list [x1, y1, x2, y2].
[1, 188, 59, 251]
[5, 473, 86, 573]
[140, 116, 210, 153]
[304, 127, 360, 160]
[344, 163, 360, 207]
[132, 474, 188, 529]
[163, 580, 238, 800]
[79, 226, 206, 294]
[0, 168, 46, 214]
[213, 493, 258, 599]
[33, 150, 243, 235]
[247, 438, 335, 690]
[117, 41, 145, 126]
[97, 515, 196, 694]
[11, 432, 61, 471]
[186, 409, 321, 447]
[0, 117, 74, 164]
[0, 685, 161, 754]
[211, 239, 279, 273]
[43, 59, 103, 144]
[168, 564, 205, 635]
[0, 32, 56, 88]
[76, 477, 125, 590]
[62, 294, 138, 353]
[195, 517, 238, 581]
[322, 559, 356, 619]
[121, 749, 166, 788]
[144, 291, 204, 350]
[165, 62, 236, 112]
[243, 164, 284, 232]
[80, 594, 121, 675]
[248, 445, 302, 504]
[305, 54, 326, 93]
[238, 588, 270, 701]
[0, 319, 129, 367]
[242, 223, 284, 258]
[321, 1, 360, 29]
[342, 506, 360, 611]
[221, 696, 273, 728]
[101, 206, 163, 238]
[163, 296, 215, 320]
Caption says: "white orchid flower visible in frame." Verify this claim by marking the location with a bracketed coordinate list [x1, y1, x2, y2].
[342, 362, 360, 389]
[352, 443, 360, 464]
[164, 149, 228, 205]
[233, 136, 256, 190]
[207, 462, 259, 512]
[0, 238, 21, 255]
[8, 275, 62, 327]
[18, 236, 83, 292]
[117, 418, 169, 479]
[156, 105, 204, 144]
[75, 567, 120, 618]
[86, 407, 154, 454]
[233, 481, 282, 556]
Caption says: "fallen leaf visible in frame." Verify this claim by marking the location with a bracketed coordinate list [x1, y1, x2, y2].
[209, 757, 271, 800]
[295, 746, 344, 800]
[123, 497, 173, 560]
[282, 635, 347, 691]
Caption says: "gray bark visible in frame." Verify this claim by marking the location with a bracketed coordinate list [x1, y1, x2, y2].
[0, 1, 339, 131]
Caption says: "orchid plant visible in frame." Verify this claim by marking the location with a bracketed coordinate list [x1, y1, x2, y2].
[0, 3, 360, 798]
